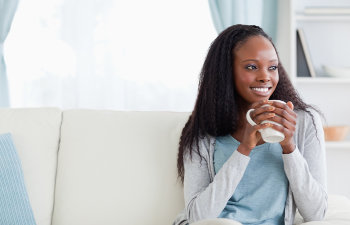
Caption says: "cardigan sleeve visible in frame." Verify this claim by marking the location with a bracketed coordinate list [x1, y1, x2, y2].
[183, 137, 250, 223]
[282, 110, 328, 222]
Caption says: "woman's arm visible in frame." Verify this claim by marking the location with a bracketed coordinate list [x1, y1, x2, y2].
[183, 138, 250, 223]
[282, 110, 328, 221]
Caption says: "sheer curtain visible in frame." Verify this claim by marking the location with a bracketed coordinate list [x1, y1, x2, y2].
[6, 0, 216, 111]
[208, 0, 277, 40]
[0, 0, 19, 107]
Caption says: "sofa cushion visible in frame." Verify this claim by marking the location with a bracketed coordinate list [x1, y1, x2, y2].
[0, 108, 62, 225]
[52, 110, 189, 225]
[0, 133, 37, 225]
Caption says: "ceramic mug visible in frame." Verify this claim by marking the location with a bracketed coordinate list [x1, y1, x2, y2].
[246, 100, 286, 143]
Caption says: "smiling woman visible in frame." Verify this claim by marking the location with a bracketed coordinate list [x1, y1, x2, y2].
[174, 24, 327, 225]
[5, 0, 216, 111]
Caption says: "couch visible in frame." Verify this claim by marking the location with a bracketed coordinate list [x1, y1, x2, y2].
[0, 108, 349, 225]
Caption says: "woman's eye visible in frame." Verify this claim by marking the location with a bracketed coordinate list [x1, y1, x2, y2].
[269, 65, 278, 71]
[246, 65, 257, 70]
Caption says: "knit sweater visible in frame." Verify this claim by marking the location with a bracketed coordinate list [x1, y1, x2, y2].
[173, 109, 328, 225]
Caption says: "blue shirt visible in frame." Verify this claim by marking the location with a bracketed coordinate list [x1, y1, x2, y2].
[214, 135, 288, 225]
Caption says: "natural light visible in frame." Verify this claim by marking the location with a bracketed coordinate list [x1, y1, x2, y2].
[5, 0, 217, 111]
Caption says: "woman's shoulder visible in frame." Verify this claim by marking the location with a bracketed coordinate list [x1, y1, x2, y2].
[199, 134, 215, 144]
[183, 134, 214, 159]
[198, 134, 215, 153]
[295, 107, 324, 130]
[296, 107, 322, 119]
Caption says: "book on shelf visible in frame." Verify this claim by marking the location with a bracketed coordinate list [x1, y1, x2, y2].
[296, 29, 316, 78]
[304, 7, 350, 15]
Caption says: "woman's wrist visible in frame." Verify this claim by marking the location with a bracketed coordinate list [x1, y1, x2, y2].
[281, 142, 295, 154]
[237, 143, 253, 156]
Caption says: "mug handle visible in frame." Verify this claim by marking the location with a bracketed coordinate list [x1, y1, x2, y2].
[246, 109, 257, 126]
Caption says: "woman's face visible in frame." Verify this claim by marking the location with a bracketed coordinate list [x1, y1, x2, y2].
[233, 35, 279, 104]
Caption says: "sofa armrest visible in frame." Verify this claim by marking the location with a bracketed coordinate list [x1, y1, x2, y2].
[295, 194, 350, 225]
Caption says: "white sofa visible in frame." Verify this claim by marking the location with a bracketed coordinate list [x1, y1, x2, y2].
[0, 108, 350, 225]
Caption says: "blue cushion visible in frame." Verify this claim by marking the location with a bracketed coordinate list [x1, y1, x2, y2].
[0, 133, 37, 225]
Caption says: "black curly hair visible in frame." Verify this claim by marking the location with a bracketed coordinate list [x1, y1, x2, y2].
[177, 24, 317, 182]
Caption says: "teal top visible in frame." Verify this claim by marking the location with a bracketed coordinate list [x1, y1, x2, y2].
[214, 135, 289, 225]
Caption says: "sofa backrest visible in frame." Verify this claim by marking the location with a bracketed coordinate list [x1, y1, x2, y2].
[0, 108, 62, 225]
[52, 110, 189, 225]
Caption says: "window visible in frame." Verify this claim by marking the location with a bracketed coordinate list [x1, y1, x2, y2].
[6, 0, 216, 111]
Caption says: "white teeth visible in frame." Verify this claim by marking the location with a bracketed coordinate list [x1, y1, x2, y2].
[252, 87, 269, 92]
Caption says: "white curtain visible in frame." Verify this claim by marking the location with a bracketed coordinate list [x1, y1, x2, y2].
[208, 0, 278, 40]
[6, 0, 216, 111]
[0, 0, 19, 107]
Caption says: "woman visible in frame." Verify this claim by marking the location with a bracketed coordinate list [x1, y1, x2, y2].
[173, 24, 327, 225]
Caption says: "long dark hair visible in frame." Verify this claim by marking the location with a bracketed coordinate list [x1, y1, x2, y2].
[177, 24, 316, 182]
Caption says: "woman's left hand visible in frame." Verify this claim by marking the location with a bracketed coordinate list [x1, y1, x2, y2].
[268, 101, 297, 154]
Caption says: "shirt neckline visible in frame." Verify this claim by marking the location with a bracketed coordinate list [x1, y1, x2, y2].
[227, 134, 270, 150]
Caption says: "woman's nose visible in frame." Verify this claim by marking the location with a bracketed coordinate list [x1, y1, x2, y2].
[257, 71, 271, 83]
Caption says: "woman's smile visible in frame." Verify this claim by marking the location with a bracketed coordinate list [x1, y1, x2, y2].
[250, 86, 273, 96]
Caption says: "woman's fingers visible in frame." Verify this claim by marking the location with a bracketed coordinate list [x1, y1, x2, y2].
[268, 109, 297, 125]
[247, 100, 297, 146]
[267, 115, 296, 131]
[254, 122, 272, 131]
[286, 101, 294, 110]
[270, 123, 295, 138]
[250, 105, 275, 120]
[270, 101, 297, 118]
[249, 100, 297, 131]
[251, 99, 269, 109]
[253, 112, 276, 124]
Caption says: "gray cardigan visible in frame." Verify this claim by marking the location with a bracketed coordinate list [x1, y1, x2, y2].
[173, 109, 328, 225]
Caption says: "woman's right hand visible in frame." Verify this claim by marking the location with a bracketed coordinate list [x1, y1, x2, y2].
[238, 99, 276, 156]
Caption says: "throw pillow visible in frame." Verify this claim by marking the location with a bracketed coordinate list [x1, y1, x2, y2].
[0, 133, 37, 225]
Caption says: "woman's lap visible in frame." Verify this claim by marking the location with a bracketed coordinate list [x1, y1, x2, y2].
[190, 218, 242, 225]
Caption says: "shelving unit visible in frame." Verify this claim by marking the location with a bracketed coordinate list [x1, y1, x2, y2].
[280, 0, 350, 150]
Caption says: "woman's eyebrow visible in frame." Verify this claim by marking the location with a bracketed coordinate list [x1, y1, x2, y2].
[241, 59, 278, 62]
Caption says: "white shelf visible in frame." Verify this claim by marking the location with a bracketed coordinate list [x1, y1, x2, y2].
[296, 14, 350, 21]
[295, 77, 350, 84]
[326, 141, 350, 149]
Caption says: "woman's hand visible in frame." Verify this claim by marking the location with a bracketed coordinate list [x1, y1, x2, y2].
[238, 99, 276, 155]
[268, 100, 297, 154]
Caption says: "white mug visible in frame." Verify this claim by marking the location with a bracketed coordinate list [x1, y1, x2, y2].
[246, 100, 286, 143]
